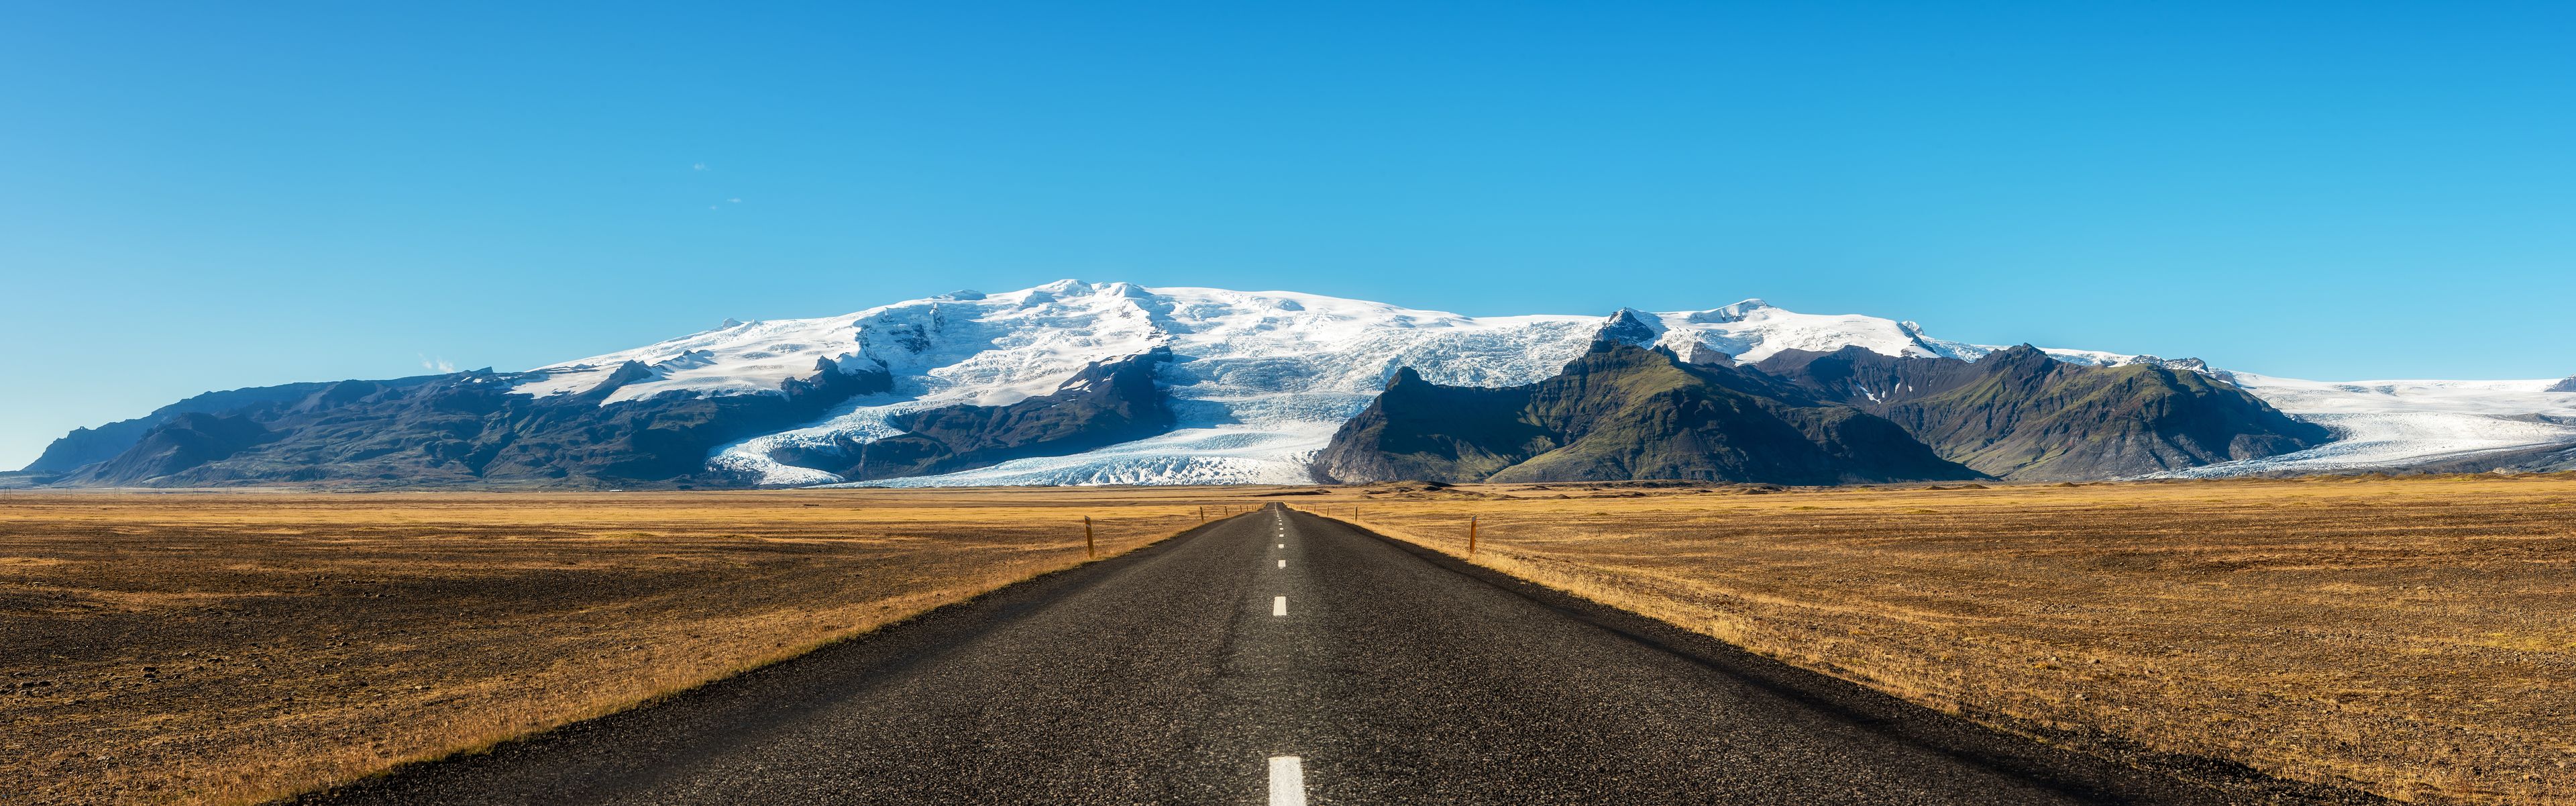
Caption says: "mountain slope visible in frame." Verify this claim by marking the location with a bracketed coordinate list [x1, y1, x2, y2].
[60, 360, 892, 488]
[1756, 346, 2330, 480]
[1313, 342, 1981, 485]
[499, 281, 2201, 487]
[765, 350, 1177, 481]
[23, 381, 345, 474]
[75, 413, 274, 484]
[34, 280, 2566, 488]
[2162, 374, 2576, 478]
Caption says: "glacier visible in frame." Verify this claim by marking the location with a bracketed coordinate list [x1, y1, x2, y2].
[2155, 374, 2576, 478]
[510, 280, 2575, 485]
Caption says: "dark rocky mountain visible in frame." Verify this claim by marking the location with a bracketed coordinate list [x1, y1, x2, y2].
[1594, 308, 1664, 348]
[1753, 346, 2332, 479]
[76, 412, 274, 484]
[1316, 340, 2332, 486]
[13, 283, 2353, 489]
[50, 360, 894, 488]
[23, 335, 2337, 489]
[22, 381, 347, 473]
[2550, 376, 2576, 393]
[37, 350, 1188, 489]
[1312, 341, 1983, 485]
[761, 350, 1177, 481]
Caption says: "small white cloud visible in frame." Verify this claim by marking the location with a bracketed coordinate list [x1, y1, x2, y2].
[692, 162, 708, 171]
[727, 197, 741, 203]
[419, 354, 457, 373]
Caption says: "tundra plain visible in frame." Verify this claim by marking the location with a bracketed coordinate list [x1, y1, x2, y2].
[5, 476, 2572, 805]
[1333, 475, 2576, 805]
[0, 490, 1214, 805]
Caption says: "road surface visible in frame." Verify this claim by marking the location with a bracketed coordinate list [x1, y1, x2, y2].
[309, 504, 2239, 805]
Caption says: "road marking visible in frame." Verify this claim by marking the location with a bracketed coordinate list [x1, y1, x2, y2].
[1277, 543, 1283, 548]
[1277, 559, 1286, 568]
[1273, 596, 1288, 616]
[1269, 756, 1305, 806]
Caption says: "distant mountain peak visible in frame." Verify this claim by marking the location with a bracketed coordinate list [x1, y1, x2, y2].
[45, 280, 2555, 489]
[1982, 343, 2055, 364]
[1682, 298, 1772, 324]
[1315, 340, 1981, 485]
[1752, 346, 2330, 480]
[1594, 308, 1664, 348]
[1385, 366, 1428, 389]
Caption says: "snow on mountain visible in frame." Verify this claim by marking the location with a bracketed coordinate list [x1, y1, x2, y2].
[1638, 301, 2208, 372]
[502, 280, 2282, 487]
[1644, 299, 1945, 362]
[2159, 374, 2576, 478]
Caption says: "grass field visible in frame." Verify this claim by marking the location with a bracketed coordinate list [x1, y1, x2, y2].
[1321, 475, 2576, 805]
[8, 477, 2571, 805]
[0, 489, 1249, 805]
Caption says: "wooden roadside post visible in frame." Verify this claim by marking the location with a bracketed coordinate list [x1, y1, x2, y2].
[1085, 516, 1096, 559]
[1468, 515, 1478, 555]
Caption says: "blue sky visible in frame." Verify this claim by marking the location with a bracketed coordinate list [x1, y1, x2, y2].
[4, 2, 2572, 469]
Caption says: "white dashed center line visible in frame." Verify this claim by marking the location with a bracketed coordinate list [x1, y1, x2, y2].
[1277, 559, 1286, 568]
[1272, 595, 1288, 616]
[1269, 755, 1305, 805]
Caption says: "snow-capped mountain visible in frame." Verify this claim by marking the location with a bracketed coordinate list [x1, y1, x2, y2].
[28, 279, 2573, 488]
[508, 280, 2221, 487]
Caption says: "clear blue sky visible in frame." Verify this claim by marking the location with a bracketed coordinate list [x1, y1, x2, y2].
[5, 2, 2573, 469]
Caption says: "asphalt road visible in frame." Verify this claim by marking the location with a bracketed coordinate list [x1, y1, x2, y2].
[307, 504, 2249, 805]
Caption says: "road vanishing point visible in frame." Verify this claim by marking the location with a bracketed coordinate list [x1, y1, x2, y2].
[308, 504, 2236, 805]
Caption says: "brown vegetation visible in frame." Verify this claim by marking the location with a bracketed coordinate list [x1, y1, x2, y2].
[11, 476, 2571, 805]
[0, 489, 1241, 805]
[1329, 474, 2576, 805]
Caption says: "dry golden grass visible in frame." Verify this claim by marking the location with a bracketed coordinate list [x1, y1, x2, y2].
[13, 477, 2572, 805]
[0, 488, 1265, 805]
[1317, 475, 2576, 805]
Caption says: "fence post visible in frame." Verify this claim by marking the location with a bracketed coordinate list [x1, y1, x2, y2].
[1085, 516, 1095, 560]
[1468, 515, 1478, 555]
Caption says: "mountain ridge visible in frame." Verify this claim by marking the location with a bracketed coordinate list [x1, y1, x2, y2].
[1752, 346, 2332, 479]
[1313, 339, 2326, 485]
[1313, 341, 1984, 485]
[24, 281, 2576, 487]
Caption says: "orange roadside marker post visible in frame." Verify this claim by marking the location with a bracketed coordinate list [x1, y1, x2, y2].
[1468, 515, 1478, 555]
[1085, 516, 1096, 560]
